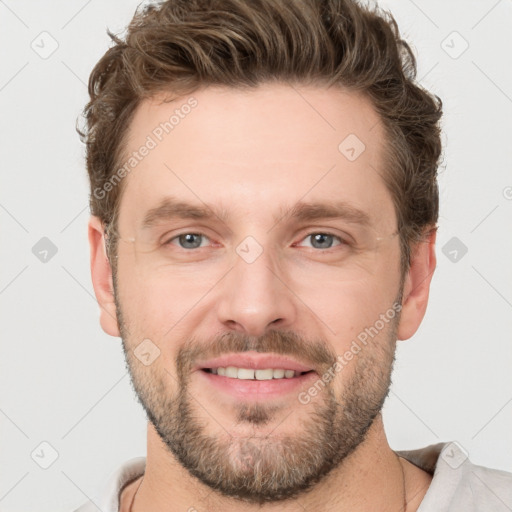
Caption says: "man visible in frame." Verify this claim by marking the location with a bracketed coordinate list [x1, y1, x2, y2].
[76, 0, 512, 511]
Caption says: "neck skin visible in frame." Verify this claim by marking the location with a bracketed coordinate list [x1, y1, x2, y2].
[127, 414, 433, 512]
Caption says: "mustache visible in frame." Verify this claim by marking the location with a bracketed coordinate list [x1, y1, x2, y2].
[176, 329, 338, 378]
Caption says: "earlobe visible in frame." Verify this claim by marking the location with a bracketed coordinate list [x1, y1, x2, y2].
[396, 227, 437, 341]
[88, 216, 121, 337]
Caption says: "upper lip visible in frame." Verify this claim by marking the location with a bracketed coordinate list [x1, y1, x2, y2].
[195, 352, 315, 373]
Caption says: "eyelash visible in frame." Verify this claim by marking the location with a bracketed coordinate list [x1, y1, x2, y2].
[163, 231, 350, 252]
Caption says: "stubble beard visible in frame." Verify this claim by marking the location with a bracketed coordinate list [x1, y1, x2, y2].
[113, 274, 401, 504]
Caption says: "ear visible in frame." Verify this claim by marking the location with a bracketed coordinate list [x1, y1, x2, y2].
[88, 216, 120, 337]
[397, 227, 437, 341]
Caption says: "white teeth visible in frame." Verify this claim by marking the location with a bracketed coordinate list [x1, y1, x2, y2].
[237, 368, 255, 380]
[209, 367, 308, 380]
[225, 366, 238, 378]
[255, 369, 274, 380]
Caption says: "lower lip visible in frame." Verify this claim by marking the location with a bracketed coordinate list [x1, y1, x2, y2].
[197, 369, 318, 400]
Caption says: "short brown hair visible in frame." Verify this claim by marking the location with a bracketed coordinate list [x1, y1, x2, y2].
[79, 0, 443, 279]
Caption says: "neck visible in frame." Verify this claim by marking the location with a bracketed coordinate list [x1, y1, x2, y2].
[130, 414, 430, 512]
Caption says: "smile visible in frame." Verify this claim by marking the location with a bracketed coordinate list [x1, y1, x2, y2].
[203, 367, 314, 380]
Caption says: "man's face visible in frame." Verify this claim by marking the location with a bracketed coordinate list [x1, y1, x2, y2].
[112, 84, 403, 502]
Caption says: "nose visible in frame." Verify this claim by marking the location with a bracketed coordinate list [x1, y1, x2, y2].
[215, 241, 298, 337]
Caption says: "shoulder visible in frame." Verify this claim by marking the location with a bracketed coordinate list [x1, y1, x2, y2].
[72, 457, 146, 512]
[464, 462, 512, 509]
[397, 442, 512, 511]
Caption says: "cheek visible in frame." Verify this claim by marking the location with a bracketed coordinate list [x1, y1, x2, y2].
[114, 260, 169, 341]
[296, 274, 394, 337]
[115, 257, 220, 352]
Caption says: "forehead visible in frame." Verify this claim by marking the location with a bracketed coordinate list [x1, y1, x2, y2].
[118, 83, 394, 233]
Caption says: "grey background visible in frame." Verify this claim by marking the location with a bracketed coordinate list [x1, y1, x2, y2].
[0, 0, 511, 511]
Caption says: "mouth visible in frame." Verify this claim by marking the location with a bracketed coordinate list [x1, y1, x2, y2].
[195, 353, 319, 400]
[202, 367, 314, 380]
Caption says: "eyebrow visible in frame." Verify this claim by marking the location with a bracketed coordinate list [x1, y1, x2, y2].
[141, 196, 373, 230]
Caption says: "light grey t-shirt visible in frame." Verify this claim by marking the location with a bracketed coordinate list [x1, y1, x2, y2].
[74, 441, 512, 511]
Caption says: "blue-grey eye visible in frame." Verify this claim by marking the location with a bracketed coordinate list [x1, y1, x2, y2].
[300, 233, 344, 250]
[311, 233, 334, 249]
[175, 233, 206, 249]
